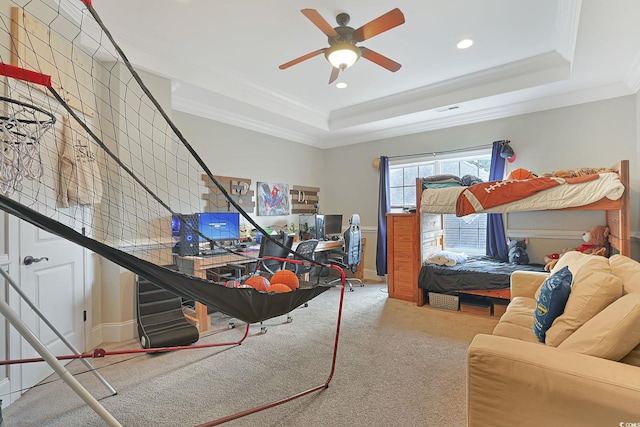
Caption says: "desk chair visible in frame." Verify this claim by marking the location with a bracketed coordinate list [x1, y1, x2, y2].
[285, 239, 319, 277]
[327, 214, 364, 291]
[258, 232, 295, 274]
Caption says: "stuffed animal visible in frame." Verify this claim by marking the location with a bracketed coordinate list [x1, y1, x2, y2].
[508, 238, 529, 265]
[544, 225, 610, 271]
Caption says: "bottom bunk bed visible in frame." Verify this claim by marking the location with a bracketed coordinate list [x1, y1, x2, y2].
[418, 255, 546, 315]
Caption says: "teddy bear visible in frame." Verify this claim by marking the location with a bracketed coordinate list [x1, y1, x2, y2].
[544, 225, 610, 271]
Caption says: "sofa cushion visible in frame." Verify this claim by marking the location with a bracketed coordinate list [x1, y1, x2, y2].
[545, 259, 623, 347]
[539, 251, 611, 299]
[558, 292, 640, 360]
[620, 344, 640, 367]
[549, 250, 611, 277]
[608, 254, 640, 294]
[533, 266, 573, 343]
[492, 297, 539, 342]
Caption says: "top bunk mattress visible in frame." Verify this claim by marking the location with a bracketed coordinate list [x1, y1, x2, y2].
[420, 172, 624, 215]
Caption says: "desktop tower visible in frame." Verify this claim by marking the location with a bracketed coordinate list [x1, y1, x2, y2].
[179, 214, 199, 256]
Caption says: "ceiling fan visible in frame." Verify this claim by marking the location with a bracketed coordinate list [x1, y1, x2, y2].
[279, 8, 405, 85]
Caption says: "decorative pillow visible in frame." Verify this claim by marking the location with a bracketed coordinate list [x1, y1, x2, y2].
[533, 266, 573, 343]
[545, 264, 622, 347]
[425, 251, 468, 267]
[557, 292, 640, 360]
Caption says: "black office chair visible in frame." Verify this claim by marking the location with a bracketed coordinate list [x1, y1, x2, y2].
[327, 214, 364, 291]
[285, 239, 319, 277]
[256, 232, 295, 274]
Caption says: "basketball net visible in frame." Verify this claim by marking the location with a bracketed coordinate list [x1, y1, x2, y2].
[0, 96, 55, 196]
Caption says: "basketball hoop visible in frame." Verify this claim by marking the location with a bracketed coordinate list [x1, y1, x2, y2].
[0, 96, 56, 196]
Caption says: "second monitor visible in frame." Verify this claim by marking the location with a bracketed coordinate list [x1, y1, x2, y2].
[324, 214, 343, 239]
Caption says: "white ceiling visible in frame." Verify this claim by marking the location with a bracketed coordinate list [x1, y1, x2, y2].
[88, 0, 640, 149]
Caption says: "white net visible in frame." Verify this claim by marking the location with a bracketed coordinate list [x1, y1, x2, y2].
[0, 0, 276, 267]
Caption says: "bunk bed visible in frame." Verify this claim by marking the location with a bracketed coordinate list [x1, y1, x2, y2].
[413, 160, 630, 307]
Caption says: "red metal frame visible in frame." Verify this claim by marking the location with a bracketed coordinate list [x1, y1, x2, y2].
[0, 324, 251, 366]
[0, 63, 52, 87]
[196, 262, 347, 427]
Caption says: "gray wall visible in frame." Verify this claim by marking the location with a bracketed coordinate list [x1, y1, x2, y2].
[172, 111, 326, 231]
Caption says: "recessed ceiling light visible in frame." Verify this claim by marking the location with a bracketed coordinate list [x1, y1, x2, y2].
[336, 82, 348, 89]
[457, 39, 473, 49]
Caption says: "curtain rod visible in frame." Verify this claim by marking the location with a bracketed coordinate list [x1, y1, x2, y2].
[385, 143, 494, 160]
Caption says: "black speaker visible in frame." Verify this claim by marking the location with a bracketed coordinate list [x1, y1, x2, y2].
[179, 214, 199, 256]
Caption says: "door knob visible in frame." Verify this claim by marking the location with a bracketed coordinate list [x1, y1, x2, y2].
[23, 256, 49, 266]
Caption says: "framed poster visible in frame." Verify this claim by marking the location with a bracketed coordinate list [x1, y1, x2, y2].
[257, 182, 290, 216]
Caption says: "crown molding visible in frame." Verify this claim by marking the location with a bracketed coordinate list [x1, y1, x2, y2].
[172, 95, 323, 147]
[624, 50, 640, 93]
[555, 0, 582, 61]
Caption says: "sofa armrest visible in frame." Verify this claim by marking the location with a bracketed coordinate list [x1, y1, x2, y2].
[510, 271, 548, 299]
[467, 334, 640, 427]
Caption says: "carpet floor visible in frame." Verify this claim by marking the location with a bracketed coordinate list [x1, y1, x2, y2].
[2, 284, 499, 426]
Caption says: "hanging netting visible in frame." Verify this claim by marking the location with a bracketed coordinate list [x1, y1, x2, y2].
[0, 0, 331, 324]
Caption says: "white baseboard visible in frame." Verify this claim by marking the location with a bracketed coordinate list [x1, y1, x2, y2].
[97, 320, 136, 344]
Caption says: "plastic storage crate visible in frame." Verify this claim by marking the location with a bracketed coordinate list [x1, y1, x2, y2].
[428, 292, 459, 311]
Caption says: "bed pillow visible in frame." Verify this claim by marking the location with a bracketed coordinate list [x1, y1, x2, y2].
[557, 292, 640, 360]
[422, 174, 462, 189]
[425, 251, 468, 267]
[533, 266, 572, 343]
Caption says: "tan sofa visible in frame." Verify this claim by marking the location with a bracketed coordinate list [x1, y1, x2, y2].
[467, 251, 640, 427]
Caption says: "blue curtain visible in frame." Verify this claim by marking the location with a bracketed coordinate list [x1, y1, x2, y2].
[486, 142, 509, 261]
[376, 156, 390, 276]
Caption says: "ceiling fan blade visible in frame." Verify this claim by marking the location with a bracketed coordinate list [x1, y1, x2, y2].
[279, 48, 326, 70]
[301, 9, 338, 37]
[353, 8, 405, 42]
[328, 67, 339, 84]
[361, 47, 402, 72]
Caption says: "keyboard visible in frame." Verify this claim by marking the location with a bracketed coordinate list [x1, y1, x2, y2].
[200, 247, 228, 256]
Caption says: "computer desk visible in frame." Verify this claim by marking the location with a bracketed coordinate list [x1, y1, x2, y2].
[175, 238, 365, 332]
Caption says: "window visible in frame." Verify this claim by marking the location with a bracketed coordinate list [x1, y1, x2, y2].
[389, 150, 492, 254]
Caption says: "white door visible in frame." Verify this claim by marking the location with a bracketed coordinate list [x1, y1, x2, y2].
[18, 218, 85, 390]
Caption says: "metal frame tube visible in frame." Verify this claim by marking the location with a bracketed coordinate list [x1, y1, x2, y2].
[0, 296, 121, 426]
[0, 267, 117, 395]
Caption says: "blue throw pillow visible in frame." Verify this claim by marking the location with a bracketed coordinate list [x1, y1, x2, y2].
[533, 266, 573, 343]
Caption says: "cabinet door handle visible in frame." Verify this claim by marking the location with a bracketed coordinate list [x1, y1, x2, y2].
[23, 256, 49, 266]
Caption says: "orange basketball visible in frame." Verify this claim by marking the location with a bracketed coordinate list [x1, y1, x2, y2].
[507, 168, 533, 181]
[271, 269, 299, 290]
[266, 283, 292, 293]
[244, 275, 270, 291]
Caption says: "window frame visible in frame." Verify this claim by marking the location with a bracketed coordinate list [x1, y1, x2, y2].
[388, 148, 492, 255]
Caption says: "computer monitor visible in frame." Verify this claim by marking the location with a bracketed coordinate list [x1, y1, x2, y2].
[324, 214, 343, 237]
[197, 212, 240, 242]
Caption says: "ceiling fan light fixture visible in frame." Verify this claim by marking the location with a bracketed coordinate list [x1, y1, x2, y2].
[326, 43, 360, 69]
[336, 69, 348, 89]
